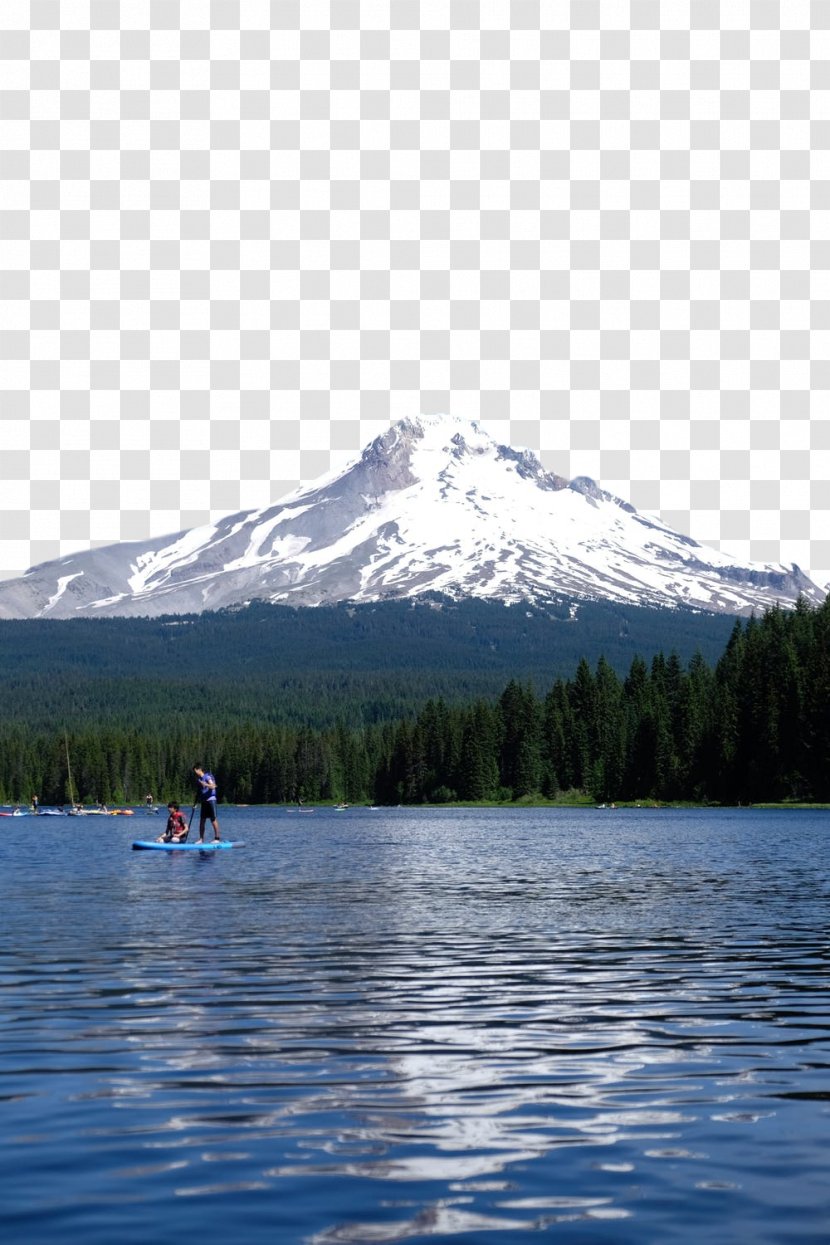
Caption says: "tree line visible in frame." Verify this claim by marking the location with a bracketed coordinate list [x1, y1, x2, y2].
[0, 595, 734, 732]
[1, 599, 826, 807]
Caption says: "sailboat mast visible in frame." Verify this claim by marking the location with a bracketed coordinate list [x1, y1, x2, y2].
[64, 732, 76, 808]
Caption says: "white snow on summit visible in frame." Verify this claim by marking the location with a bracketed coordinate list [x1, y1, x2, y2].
[0, 413, 823, 619]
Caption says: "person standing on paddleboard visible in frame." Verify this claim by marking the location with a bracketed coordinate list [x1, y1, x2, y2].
[193, 765, 221, 843]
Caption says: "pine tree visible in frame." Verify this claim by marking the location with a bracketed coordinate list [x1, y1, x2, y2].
[498, 681, 541, 799]
[541, 680, 571, 795]
[456, 702, 499, 801]
[592, 656, 624, 801]
[567, 659, 595, 791]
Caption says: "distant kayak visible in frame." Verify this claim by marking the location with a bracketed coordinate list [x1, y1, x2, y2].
[0, 809, 28, 817]
[80, 808, 135, 816]
[35, 806, 137, 818]
[132, 840, 244, 852]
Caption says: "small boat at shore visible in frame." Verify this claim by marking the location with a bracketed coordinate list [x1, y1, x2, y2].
[69, 807, 136, 816]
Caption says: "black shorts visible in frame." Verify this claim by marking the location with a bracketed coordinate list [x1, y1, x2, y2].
[200, 799, 217, 816]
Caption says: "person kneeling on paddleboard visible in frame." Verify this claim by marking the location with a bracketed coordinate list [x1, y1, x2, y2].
[157, 802, 189, 843]
[193, 766, 221, 843]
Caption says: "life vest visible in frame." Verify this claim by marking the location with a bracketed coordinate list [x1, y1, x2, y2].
[170, 810, 188, 835]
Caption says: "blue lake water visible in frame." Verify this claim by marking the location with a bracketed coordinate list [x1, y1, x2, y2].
[1, 806, 828, 1244]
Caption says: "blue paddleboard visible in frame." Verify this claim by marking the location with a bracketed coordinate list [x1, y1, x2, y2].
[132, 840, 244, 852]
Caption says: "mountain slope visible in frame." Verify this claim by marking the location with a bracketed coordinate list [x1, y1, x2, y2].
[0, 414, 822, 619]
[0, 596, 739, 732]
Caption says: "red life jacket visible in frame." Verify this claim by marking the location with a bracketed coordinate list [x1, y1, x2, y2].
[170, 810, 187, 836]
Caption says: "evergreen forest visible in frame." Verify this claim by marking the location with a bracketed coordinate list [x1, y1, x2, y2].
[0, 595, 734, 730]
[1, 597, 826, 808]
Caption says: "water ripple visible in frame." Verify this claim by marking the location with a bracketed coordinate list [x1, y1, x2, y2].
[1, 807, 829, 1242]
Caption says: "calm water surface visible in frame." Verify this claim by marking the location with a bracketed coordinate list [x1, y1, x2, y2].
[1, 807, 828, 1243]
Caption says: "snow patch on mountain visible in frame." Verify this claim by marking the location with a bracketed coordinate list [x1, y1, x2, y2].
[42, 572, 83, 614]
[127, 523, 219, 595]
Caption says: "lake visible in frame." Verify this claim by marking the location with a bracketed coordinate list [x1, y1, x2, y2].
[1, 806, 828, 1243]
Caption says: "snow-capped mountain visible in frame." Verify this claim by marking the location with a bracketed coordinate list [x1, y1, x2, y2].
[0, 414, 822, 619]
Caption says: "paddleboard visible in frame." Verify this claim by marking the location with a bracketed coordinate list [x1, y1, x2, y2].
[132, 839, 243, 852]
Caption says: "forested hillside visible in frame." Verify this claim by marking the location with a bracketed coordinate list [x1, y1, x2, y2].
[1, 599, 826, 807]
[0, 595, 733, 730]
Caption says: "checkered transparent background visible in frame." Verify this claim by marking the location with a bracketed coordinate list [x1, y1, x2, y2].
[1, 0, 828, 590]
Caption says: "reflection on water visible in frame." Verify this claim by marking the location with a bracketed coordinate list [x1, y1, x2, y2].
[1, 807, 829, 1243]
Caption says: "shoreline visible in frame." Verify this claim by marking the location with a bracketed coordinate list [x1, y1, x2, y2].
[229, 799, 830, 812]
[8, 800, 828, 813]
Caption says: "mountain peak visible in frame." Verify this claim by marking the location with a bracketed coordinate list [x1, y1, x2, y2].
[363, 412, 491, 463]
[0, 416, 824, 619]
[361, 415, 571, 496]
